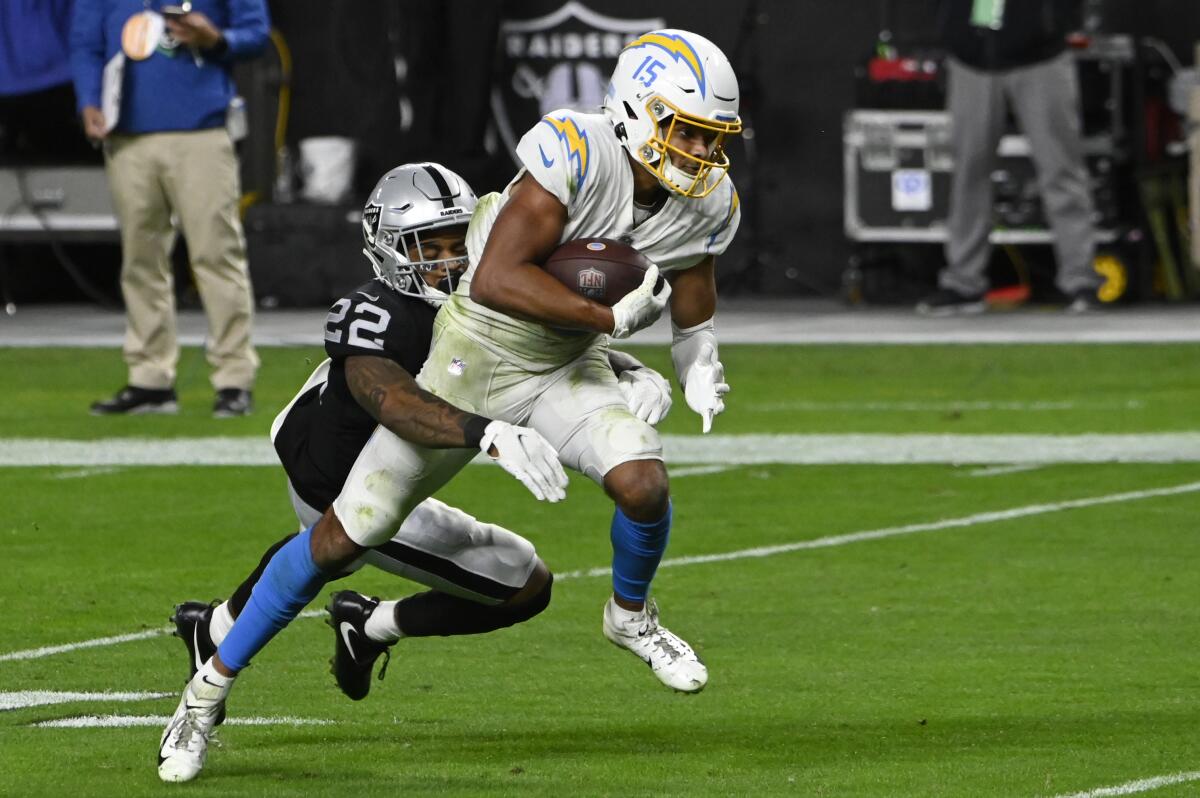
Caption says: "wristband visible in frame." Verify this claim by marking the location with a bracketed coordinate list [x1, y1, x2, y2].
[463, 415, 491, 449]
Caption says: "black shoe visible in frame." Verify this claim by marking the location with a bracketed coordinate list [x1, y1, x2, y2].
[213, 388, 252, 418]
[90, 386, 178, 415]
[171, 601, 219, 679]
[915, 288, 987, 317]
[327, 591, 393, 701]
[170, 600, 226, 727]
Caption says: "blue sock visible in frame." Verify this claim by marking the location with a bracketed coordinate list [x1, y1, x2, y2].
[610, 502, 672, 603]
[216, 526, 328, 672]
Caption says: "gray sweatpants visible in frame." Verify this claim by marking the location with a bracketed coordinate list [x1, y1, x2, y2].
[941, 53, 1099, 296]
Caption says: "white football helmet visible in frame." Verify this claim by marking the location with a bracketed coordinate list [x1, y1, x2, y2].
[603, 29, 742, 198]
[361, 162, 477, 305]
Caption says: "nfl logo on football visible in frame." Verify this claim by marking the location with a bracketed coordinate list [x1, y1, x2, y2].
[578, 267, 606, 299]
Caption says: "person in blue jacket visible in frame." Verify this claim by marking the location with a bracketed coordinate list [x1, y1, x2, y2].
[70, 0, 269, 416]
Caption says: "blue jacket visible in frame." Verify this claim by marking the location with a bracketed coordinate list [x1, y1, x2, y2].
[69, 0, 269, 134]
[0, 0, 75, 96]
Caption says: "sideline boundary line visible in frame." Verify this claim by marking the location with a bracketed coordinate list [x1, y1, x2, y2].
[3, 433, 1200, 466]
[3, 482, 1197, 664]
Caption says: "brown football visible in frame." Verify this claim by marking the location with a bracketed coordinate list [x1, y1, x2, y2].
[542, 238, 653, 307]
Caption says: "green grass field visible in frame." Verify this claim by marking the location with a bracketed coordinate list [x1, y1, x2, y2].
[2, 344, 1198, 797]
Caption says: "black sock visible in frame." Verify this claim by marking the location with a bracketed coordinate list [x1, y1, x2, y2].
[395, 575, 552, 637]
[227, 533, 298, 617]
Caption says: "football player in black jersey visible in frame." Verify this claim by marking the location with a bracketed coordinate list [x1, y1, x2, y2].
[159, 163, 673, 783]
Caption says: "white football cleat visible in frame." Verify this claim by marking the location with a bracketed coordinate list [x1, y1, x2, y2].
[157, 667, 230, 783]
[602, 597, 707, 693]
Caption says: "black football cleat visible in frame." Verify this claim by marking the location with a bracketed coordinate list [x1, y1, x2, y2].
[327, 591, 393, 701]
[90, 385, 178, 415]
[170, 600, 225, 727]
[212, 388, 253, 418]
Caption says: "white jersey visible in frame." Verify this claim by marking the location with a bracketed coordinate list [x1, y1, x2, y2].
[443, 108, 741, 371]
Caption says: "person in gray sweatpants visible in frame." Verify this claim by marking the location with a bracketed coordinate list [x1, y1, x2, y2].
[917, 0, 1102, 315]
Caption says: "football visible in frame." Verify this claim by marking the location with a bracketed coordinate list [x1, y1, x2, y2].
[542, 238, 654, 307]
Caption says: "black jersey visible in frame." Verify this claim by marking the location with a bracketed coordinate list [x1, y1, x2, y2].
[273, 280, 438, 512]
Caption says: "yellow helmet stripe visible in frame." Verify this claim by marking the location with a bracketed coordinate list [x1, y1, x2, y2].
[624, 32, 706, 98]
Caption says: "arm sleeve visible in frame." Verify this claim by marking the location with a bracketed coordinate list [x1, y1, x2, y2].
[216, 0, 270, 61]
[703, 183, 742, 256]
[514, 111, 591, 209]
[68, 0, 106, 112]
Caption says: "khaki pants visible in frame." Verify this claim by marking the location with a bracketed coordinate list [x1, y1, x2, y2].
[105, 128, 259, 391]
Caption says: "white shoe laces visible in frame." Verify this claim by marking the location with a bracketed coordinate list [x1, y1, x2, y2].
[623, 601, 695, 664]
[163, 703, 221, 759]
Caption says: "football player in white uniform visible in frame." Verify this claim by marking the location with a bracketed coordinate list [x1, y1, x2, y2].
[337, 29, 742, 695]
[156, 163, 673, 783]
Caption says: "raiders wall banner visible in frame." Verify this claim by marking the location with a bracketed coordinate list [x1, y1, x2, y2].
[491, 1, 664, 165]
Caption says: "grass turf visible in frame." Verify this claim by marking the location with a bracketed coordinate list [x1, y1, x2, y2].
[0, 343, 1197, 438]
[1, 343, 1198, 796]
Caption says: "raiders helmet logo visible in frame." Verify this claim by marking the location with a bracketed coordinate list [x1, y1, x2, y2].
[577, 267, 606, 299]
[362, 203, 382, 246]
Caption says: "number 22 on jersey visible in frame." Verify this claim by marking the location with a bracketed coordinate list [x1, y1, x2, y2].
[324, 299, 391, 349]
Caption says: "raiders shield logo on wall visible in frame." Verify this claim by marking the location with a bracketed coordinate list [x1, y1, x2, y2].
[491, 1, 665, 165]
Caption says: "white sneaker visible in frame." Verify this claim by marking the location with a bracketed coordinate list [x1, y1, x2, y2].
[157, 666, 231, 783]
[602, 597, 708, 693]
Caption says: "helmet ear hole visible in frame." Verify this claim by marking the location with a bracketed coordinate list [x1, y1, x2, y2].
[623, 101, 637, 120]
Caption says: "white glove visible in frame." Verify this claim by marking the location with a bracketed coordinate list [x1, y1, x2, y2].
[479, 420, 568, 502]
[618, 367, 672, 425]
[611, 265, 671, 339]
[681, 342, 729, 434]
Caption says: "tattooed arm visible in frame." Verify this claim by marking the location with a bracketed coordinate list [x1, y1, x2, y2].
[344, 355, 490, 449]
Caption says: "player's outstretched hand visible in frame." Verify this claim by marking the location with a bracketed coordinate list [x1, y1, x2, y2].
[682, 342, 730, 434]
[480, 420, 568, 502]
[618, 367, 672, 425]
[611, 265, 671, 339]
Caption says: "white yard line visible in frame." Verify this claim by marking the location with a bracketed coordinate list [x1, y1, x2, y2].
[0, 610, 326, 664]
[3, 433, 1200, 466]
[1, 691, 172, 711]
[1048, 771, 1200, 798]
[965, 464, 1047, 478]
[751, 400, 1144, 412]
[0, 628, 171, 663]
[33, 715, 333, 728]
[52, 466, 125, 479]
[554, 481, 1200, 581]
[3, 481, 1196, 664]
[668, 465, 737, 478]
